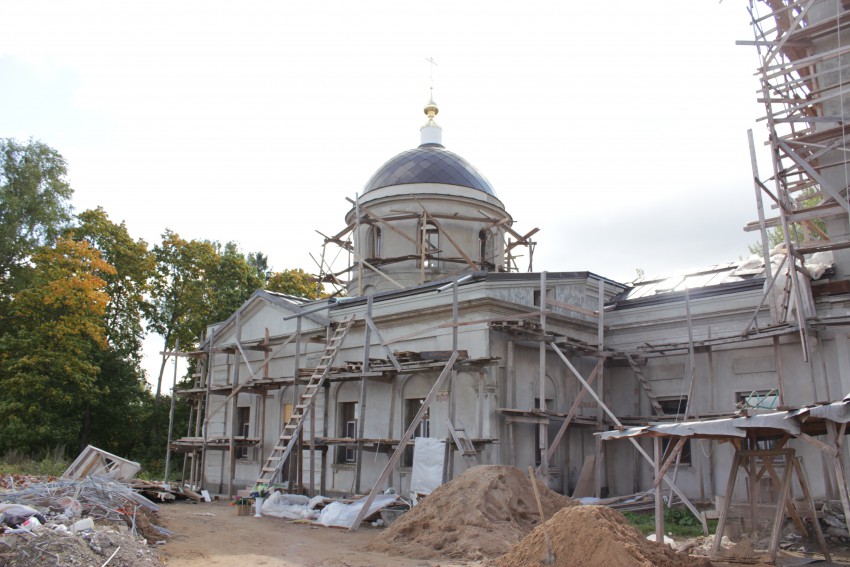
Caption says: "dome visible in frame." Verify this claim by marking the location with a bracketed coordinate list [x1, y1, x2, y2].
[363, 144, 496, 197]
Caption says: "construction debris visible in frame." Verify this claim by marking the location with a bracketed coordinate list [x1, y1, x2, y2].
[63, 445, 141, 482]
[493, 505, 711, 567]
[366, 465, 576, 561]
[0, 475, 169, 566]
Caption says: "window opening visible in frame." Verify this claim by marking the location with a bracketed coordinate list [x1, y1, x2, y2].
[421, 221, 439, 268]
[657, 396, 691, 465]
[370, 226, 382, 259]
[236, 406, 251, 460]
[338, 401, 358, 464]
[403, 398, 429, 466]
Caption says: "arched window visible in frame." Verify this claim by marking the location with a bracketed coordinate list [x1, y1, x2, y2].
[369, 226, 382, 259]
[421, 221, 439, 268]
[479, 228, 490, 267]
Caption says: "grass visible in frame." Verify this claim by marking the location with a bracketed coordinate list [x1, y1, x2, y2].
[0, 447, 69, 477]
[623, 507, 717, 538]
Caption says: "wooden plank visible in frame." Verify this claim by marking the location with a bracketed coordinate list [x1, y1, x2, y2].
[571, 455, 595, 498]
[543, 359, 602, 465]
[553, 343, 706, 531]
[365, 315, 402, 372]
[349, 352, 458, 531]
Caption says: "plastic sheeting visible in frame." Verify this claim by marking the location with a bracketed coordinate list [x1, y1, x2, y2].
[409, 437, 445, 495]
[315, 494, 399, 528]
[260, 492, 323, 520]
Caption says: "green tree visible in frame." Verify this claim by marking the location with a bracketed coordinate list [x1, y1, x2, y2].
[0, 237, 114, 453]
[247, 251, 270, 281]
[266, 268, 325, 298]
[68, 208, 155, 359]
[66, 208, 156, 452]
[749, 188, 826, 256]
[210, 242, 264, 323]
[148, 230, 219, 399]
[0, 139, 73, 299]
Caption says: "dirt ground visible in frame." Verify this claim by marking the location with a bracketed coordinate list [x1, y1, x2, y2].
[156, 499, 850, 567]
[157, 500, 484, 567]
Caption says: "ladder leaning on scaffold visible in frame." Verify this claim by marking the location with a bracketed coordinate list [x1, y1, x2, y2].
[255, 314, 356, 485]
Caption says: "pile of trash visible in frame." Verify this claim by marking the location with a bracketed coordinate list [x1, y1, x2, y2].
[0, 475, 169, 566]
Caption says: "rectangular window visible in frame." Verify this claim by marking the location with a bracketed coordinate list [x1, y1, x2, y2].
[532, 288, 553, 307]
[338, 402, 358, 464]
[534, 398, 554, 466]
[737, 390, 778, 410]
[657, 396, 691, 465]
[236, 406, 251, 460]
[403, 398, 429, 467]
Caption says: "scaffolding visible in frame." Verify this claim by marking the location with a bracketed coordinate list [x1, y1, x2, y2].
[311, 195, 539, 297]
[744, 0, 850, 355]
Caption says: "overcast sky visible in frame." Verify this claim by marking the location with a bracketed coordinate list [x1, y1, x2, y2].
[1, 1, 769, 385]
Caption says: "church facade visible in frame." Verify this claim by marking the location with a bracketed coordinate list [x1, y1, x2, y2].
[173, 94, 850, 510]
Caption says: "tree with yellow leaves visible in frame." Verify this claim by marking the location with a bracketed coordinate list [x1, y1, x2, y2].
[0, 237, 114, 453]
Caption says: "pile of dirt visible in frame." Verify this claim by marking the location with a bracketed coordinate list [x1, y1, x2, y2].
[493, 505, 711, 567]
[366, 465, 576, 560]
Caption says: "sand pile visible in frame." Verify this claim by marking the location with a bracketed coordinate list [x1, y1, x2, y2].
[366, 465, 576, 560]
[493, 505, 712, 567]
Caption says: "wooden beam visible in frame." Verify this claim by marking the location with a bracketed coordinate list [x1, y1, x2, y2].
[365, 315, 402, 372]
[553, 343, 706, 532]
[543, 359, 602, 466]
[205, 333, 298, 425]
[349, 352, 459, 531]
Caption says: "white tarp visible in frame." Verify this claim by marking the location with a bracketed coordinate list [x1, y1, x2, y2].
[733, 412, 801, 435]
[316, 494, 399, 528]
[261, 492, 324, 520]
[409, 437, 445, 495]
[807, 402, 850, 424]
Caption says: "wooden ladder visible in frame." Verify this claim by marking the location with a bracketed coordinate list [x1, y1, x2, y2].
[255, 315, 356, 485]
[626, 354, 665, 416]
[447, 418, 479, 468]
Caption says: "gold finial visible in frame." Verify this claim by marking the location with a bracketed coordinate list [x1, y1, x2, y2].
[424, 57, 439, 121]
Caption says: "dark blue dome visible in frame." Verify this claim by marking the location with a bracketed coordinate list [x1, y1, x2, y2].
[363, 145, 496, 196]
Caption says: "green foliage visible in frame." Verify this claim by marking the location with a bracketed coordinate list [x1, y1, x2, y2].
[623, 507, 715, 537]
[749, 188, 826, 256]
[266, 268, 325, 299]
[0, 447, 69, 477]
[0, 237, 114, 454]
[68, 208, 155, 360]
[209, 241, 264, 323]
[0, 138, 74, 300]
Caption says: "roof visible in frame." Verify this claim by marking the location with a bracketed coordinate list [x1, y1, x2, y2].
[611, 250, 836, 307]
[597, 401, 850, 442]
[363, 144, 496, 196]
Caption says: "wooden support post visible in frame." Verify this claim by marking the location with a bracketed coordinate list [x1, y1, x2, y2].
[539, 271, 548, 478]
[828, 421, 850, 537]
[767, 452, 794, 563]
[349, 352, 459, 531]
[355, 296, 373, 493]
[654, 438, 664, 545]
[365, 316, 402, 371]
[163, 338, 180, 482]
[712, 451, 742, 558]
[289, 318, 302, 487]
[554, 343, 705, 531]
[792, 457, 831, 562]
[748, 128, 778, 323]
[200, 328, 215, 492]
[228, 394, 237, 498]
[543, 360, 602, 466]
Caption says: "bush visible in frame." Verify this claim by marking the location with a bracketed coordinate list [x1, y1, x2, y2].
[623, 507, 716, 537]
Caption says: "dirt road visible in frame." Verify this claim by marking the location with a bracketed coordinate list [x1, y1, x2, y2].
[156, 500, 481, 567]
